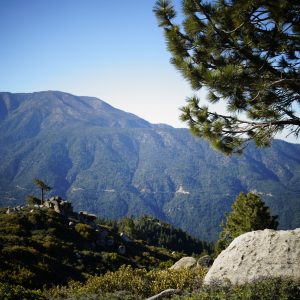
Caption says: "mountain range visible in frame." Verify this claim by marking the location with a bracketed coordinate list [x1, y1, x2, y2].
[0, 91, 300, 241]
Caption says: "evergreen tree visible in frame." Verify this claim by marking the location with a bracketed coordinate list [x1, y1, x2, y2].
[33, 178, 52, 203]
[215, 192, 278, 255]
[117, 215, 212, 255]
[154, 0, 300, 154]
[118, 216, 136, 237]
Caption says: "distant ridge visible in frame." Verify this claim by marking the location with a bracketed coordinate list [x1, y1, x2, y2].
[0, 90, 152, 129]
[0, 91, 300, 241]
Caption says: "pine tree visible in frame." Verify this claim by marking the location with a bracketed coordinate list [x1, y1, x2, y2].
[154, 0, 300, 154]
[33, 178, 52, 203]
[215, 192, 278, 255]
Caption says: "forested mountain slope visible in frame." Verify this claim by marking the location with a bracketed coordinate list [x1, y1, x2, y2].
[0, 91, 299, 240]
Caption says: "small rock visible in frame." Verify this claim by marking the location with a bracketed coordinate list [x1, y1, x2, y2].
[120, 232, 132, 242]
[118, 245, 126, 255]
[170, 257, 197, 270]
[197, 255, 213, 268]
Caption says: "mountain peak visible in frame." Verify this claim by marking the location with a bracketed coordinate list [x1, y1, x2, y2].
[0, 91, 153, 129]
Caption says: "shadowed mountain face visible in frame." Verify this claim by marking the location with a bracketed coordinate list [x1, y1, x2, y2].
[0, 91, 299, 241]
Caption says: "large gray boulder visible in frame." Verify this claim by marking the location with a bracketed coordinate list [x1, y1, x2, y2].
[170, 257, 197, 270]
[204, 228, 300, 285]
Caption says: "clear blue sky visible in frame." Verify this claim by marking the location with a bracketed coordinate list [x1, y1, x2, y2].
[0, 0, 298, 143]
[0, 0, 199, 127]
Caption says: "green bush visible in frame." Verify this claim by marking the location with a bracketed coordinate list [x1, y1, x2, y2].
[74, 223, 96, 240]
[171, 278, 300, 300]
[46, 265, 207, 299]
[46, 273, 300, 300]
[101, 252, 119, 263]
[0, 283, 45, 300]
[2, 245, 39, 262]
[0, 266, 36, 287]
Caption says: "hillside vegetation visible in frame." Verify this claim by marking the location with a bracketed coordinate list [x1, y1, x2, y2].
[0, 205, 184, 289]
[0, 202, 215, 299]
[115, 215, 212, 255]
[0, 196, 299, 299]
[1, 92, 300, 241]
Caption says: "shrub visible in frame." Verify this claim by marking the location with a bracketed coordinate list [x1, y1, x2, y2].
[0, 283, 45, 300]
[171, 278, 300, 300]
[2, 245, 39, 261]
[74, 223, 96, 240]
[0, 266, 36, 287]
[46, 265, 207, 299]
[101, 252, 119, 263]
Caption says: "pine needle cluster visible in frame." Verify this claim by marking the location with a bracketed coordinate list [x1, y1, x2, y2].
[154, 0, 300, 153]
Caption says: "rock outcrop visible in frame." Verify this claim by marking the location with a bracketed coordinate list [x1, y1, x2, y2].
[78, 211, 97, 222]
[170, 257, 197, 270]
[204, 228, 300, 285]
[45, 196, 73, 215]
